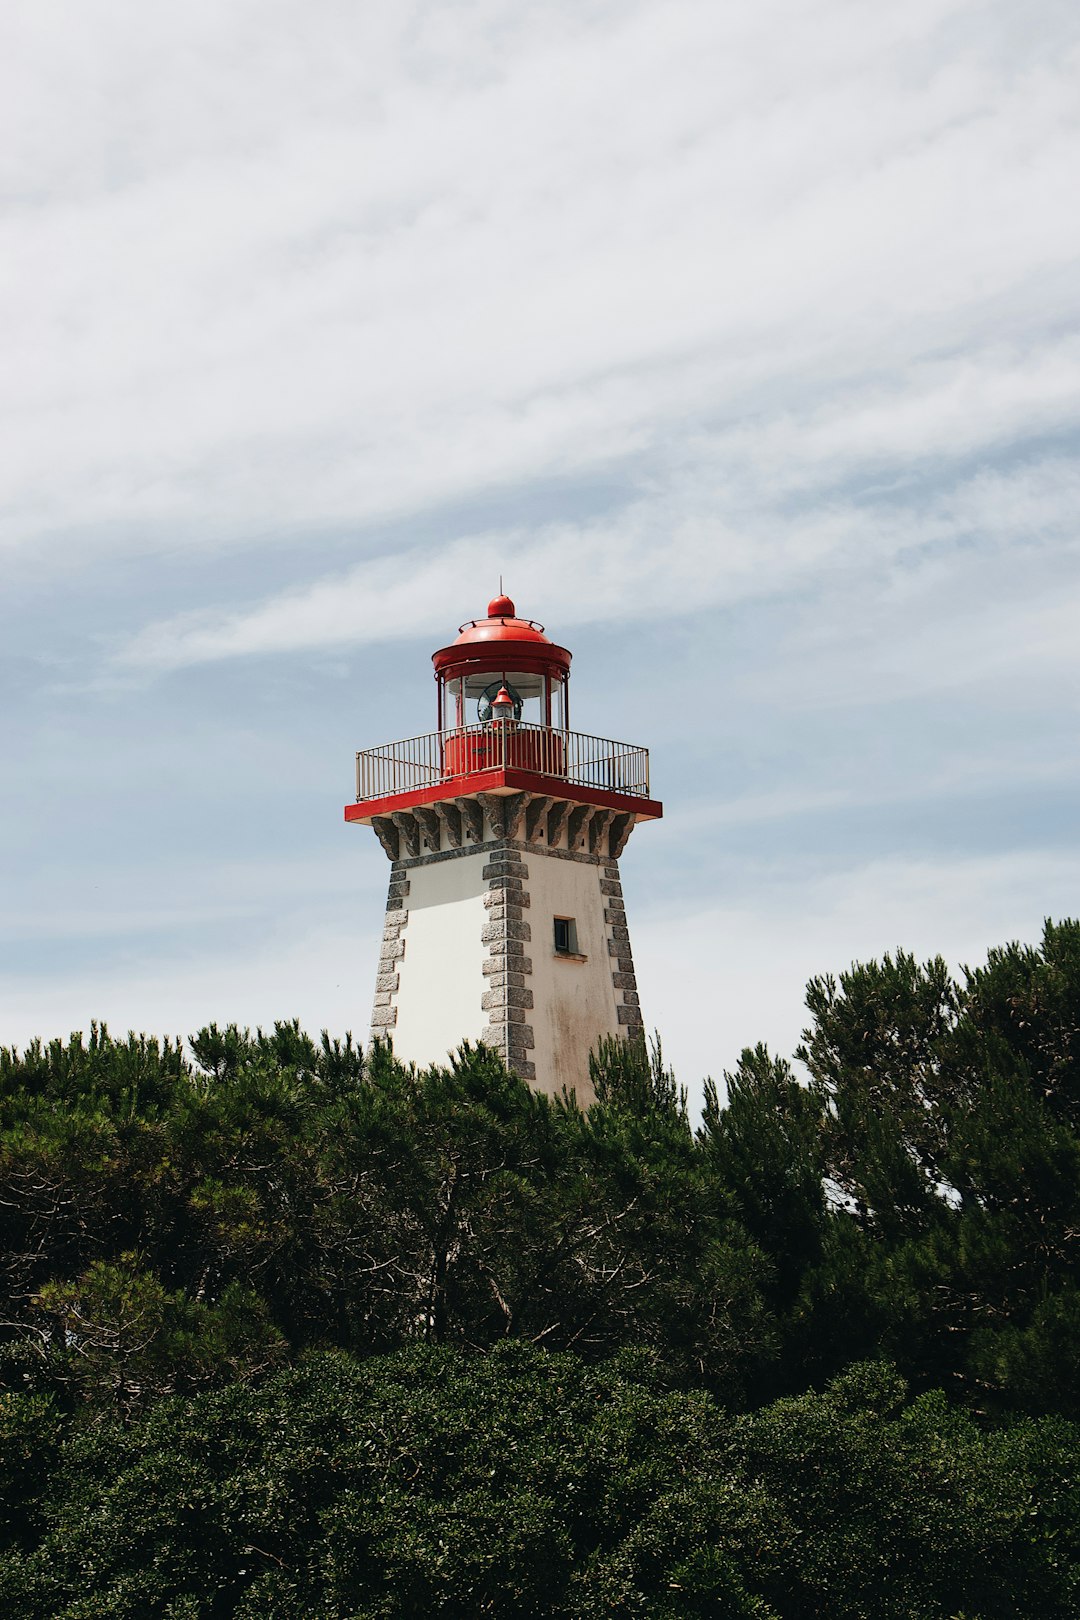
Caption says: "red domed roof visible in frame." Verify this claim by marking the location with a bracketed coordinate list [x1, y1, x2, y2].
[451, 596, 552, 650]
[432, 595, 572, 681]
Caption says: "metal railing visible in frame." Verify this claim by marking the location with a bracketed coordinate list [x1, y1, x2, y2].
[355, 723, 651, 803]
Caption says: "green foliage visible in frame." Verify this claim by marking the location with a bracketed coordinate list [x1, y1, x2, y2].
[700, 1045, 826, 1299]
[30, 1257, 286, 1411]
[1, 1347, 1076, 1618]
[0, 1019, 777, 1404]
[796, 919, 1080, 1412]
[589, 1031, 686, 1120]
[2, 920, 1080, 1611]
[0, 1391, 60, 1555]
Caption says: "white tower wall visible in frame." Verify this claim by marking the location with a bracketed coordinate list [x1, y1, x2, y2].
[525, 847, 622, 1099]
[368, 791, 643, 1104]
[384, 853, 488, 1068]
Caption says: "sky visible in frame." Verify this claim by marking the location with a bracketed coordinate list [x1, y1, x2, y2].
[2, 0, 1079, 1110]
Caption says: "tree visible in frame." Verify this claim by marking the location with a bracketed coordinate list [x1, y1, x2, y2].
[796, 923, 1080, 1412]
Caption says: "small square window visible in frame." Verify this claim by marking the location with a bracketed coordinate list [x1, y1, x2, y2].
[554, 916, 578, 955]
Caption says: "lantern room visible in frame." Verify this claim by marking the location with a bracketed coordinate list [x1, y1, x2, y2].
[347, 590, 660, 819]
[432, 594, 572, 733]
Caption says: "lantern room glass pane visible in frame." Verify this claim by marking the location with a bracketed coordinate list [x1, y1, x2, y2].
[438, 669, 569, 733]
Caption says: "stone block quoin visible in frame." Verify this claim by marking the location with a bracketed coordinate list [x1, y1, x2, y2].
[600, 858, 643, 1035]
[479, 837, 536, 1082]
[369, 866, 410, 1038]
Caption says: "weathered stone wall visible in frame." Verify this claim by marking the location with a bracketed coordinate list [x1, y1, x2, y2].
[367, 792, 643, 1094]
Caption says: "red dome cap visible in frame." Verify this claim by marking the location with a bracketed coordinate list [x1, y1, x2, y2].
[432, 596, 572, 682]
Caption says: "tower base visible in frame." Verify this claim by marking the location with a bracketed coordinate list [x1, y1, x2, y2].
[369, 793, 643, 1103]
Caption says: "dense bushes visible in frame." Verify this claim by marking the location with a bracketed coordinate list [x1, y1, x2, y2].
[2, 1348, 1077, 1618]
[1, 919, 1079, 1613]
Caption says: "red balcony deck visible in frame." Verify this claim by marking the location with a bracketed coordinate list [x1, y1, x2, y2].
[344, 723, 662, 825]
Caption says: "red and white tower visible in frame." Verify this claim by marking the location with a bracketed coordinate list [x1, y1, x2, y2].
[344, 595, 662, 1100]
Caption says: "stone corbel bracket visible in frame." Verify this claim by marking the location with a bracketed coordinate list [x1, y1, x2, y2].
[366, 795, 639, 864]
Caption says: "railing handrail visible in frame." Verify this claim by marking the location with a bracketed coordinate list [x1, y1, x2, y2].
[356, 720, 644, 757]
[353, 722, 651, 804]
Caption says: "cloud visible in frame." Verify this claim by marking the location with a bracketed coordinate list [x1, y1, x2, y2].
[666, 746, 1080, 837]
[0, 921, 380, 1056]
[2, 1, 1078, 567]
[114, 445, 1080, 676]
[634, 846, 1080, 1107]
[0, 851, 373, 944]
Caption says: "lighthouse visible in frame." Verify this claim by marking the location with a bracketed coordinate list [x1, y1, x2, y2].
[344, 595, 662, 1100]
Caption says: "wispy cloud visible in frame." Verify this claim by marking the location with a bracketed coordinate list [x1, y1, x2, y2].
[666, 748, 1080, 836]
[635, 847, 1080, 1097]
[3, 1, 1078, 566]
[114, 448, 1080, 673]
